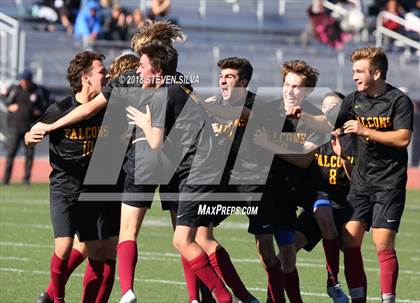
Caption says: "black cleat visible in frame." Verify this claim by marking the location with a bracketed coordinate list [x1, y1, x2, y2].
[36, 291, 53, 303]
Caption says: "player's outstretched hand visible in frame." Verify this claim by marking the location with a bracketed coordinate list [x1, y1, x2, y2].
[343, 119, 369, 136]
[24, 128, 46, 146]
[126, 105, 151, 130]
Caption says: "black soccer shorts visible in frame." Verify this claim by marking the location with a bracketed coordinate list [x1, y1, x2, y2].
[345, 188, 406, 232]
[50, 193, 115, 242]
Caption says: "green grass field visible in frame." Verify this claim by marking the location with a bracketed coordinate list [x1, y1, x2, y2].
[0, 184, 419, 303]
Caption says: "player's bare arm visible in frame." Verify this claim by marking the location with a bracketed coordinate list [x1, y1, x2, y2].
[32, 92, 108, 134]
[343, 120, 411, 148]
[126, 105, 164, 150]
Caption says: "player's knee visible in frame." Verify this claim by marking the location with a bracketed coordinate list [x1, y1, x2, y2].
[279, 245, 296, 274]
[374, 240, 394, 252]
[256, 242, 277, 268]
[54, 241, 73, 259]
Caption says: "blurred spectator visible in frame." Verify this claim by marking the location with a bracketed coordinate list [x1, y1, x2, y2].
[333, 0, 365, 33]
[74, 1, 101, 45]
[101, 4, 127, 40]
[147, 0, 175, 23]
[307, 0, 352, 49]
[382, 0, 405, 31]
[54, 0, 81, 33]
[1, 70, 50, 185]
[126, 8, 145, 40]
[30, 0, 81, 33]
[411, 0, 420, 16]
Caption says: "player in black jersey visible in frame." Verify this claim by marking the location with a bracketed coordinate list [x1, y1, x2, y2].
[253, 60, 325, 303]
[334, 47, 413, 303]
[25, 51, 117, 303]
[295, 92, 354, 303]
[198, 57, 260, 303]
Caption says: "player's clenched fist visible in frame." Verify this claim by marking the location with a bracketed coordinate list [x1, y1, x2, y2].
[343, 119, 369, 136]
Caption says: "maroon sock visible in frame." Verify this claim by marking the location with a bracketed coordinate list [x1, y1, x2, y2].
[96, 259, 116, 303]
[188, 253, 232, 303]
[81, 259, 105, 303]
[377, 249, 398, 296]
[323, 237, 340, 285]
[46, 248, 85, 299]
[117, 240, 138, 295]
[181, 256, 200, 302]
[208, 246, 249, 300]
[50, 254, 68, 303]
[265, 261, 285, 303]
[344, 247, 366, 302]
[284, 269, 303, 303]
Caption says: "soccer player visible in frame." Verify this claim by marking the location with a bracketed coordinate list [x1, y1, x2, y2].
[197, 56, 260, 303]
[35, 52, 140, 303]
[334, 47, 413, 303]
[253, 60, 325, 303]
[295, 92, 354, 303]
[25, 51, 117, 303]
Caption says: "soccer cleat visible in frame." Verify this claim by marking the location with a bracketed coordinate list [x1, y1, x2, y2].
[119, 289, 137, 303]
[382, 294, 396, 303]
[191, 300, 200, 303]
[327, 284, 349, 303]
[236, 294, 261, 303]
[36, 291, 53, 303]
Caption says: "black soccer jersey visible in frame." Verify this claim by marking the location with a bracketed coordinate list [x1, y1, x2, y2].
[262, 99, 326, 188]
[312, 135, 357, 203]
[335, 84, 413, 190]
[38, 96, 106, 194]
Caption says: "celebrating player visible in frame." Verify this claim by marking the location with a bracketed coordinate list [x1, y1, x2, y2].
[25, 51, 118, 303]
[335, 47, 413, 303]
[253, 60, 326, 303]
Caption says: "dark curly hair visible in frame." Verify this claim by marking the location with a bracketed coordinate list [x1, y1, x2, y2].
[67, 51, 105, 94]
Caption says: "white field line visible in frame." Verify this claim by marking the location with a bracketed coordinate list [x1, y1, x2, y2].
[1, 242, 419, 276]
[0, 267, 419, 303]
[1, 220, 420, 256]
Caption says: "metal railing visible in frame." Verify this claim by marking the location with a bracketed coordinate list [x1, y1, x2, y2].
[0, 12, 25, 90]
[376, 11, 420, 51]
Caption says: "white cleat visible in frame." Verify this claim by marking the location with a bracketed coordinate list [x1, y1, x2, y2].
[191, 300, 200, 303]
[382, 294, 396, 303]
[119, 289, 137, 303]
[327, 284, 349, 303]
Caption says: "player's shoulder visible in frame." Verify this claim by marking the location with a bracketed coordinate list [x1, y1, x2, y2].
[385, 84, 412, 104]
[54, 96, 75, 111]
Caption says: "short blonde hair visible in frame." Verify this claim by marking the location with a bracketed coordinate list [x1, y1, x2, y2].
[281, 60, 319, 88]
[108, 53, 139, 80]
[131, 19, 184, 54]
[351, 47, 388, 80]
